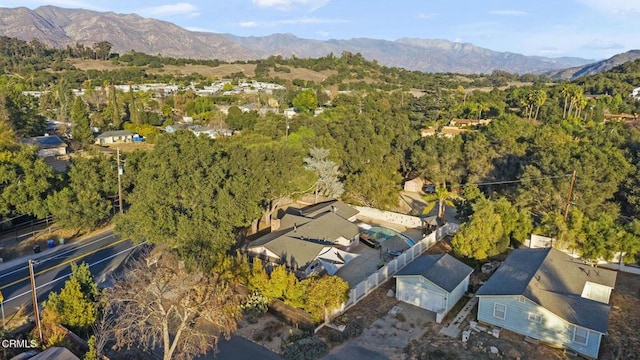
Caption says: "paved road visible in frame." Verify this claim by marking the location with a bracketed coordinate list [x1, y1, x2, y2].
[0, 231, 140, 319]
[199, 335, 283, 360]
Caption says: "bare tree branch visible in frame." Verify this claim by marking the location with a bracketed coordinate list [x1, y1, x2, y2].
[108, 249, 242, 360]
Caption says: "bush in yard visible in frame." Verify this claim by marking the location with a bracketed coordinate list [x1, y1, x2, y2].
[282, 336, 329, 360]
[326, 315, 364, 344]
[241, 291, 269, 317]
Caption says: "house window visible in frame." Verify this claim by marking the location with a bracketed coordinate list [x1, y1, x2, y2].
[573, 326, 589, 345]
[518, 296, 526, 304]
[528, 313, 542, 323]
[493, 303, 506, 320]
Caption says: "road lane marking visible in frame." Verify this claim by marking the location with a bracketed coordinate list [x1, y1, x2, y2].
[0, 237, 130, 291]
[0, 234, 117, 280]
[3, 242, 144, 303]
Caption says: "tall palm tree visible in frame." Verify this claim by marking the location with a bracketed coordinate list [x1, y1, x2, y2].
[422, 182, 459, 220]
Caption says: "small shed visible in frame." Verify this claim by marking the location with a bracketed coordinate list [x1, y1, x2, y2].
[395, 254, 473, 323]
[403, 177, 425, 193]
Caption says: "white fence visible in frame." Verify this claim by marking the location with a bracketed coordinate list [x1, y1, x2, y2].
[353, 206, 423, 228]
[344, 224, 456, 310]
[316, 223, 458, 332]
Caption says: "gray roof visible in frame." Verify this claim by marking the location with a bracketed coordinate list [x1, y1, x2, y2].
[396, 254, 473, 292]
[476, 248, 617, 333]
[248, 232, 331, 270]
[293, 200, 359, 220]
[247, 204, 360, 270]
[95, 130, 133, 138]
[30, 347, 80, 360]
[292, 212, 359, 242]
[20, 135, 66, 149]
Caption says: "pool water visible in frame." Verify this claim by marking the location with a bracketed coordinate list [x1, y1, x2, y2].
[358, 224, 416, 247]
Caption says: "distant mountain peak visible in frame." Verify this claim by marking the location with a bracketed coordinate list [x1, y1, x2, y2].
[546, 50, 640, 79]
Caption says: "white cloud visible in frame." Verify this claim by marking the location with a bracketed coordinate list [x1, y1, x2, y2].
[417, 13, 437, 19]
[536, 47, 562, 56]
[316, 31, 329, 37]
[238, 16, 348, 27]
[185, 26, 217, 33]
[137, 2, 199, 18]
[581, 39, 625, 50]
[239, 21, 259, 28]
[577, 0, 640, 16]
[251, 0, 330, 11]
[488, 10, 527, 16]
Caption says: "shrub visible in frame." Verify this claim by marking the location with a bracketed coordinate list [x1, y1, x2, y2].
[282, 337, 329, 360]
[326, 315, 363, 344]
[241, 291, 269, 317]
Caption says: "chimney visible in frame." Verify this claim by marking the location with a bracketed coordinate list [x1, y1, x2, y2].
[294, 223, 297, 232]
[270, 219, 281, 232]
[331, 205, 337, 213]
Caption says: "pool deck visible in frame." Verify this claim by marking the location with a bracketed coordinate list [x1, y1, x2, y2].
[356, 216, 425, 243]
[336, 222, 424, 287]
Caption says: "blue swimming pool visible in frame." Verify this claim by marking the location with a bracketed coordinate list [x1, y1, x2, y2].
[358, 224, 415, 247]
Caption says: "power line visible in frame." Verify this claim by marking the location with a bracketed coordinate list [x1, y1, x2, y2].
[449, 173, 574, 188]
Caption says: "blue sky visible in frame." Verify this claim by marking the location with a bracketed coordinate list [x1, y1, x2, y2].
[1, 0, 639, 60]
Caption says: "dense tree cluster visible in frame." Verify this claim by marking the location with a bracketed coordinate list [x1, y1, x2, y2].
[1, 40, 640, 267]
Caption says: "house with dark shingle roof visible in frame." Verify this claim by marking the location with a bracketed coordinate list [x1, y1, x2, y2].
[475, 247, 617, 359]
[246, 201, 360, 277]
[395, 254, 473, 323]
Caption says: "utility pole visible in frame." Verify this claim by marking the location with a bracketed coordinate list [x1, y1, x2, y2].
[28, 260, 43, 344]
[285, 118, 290, 143]
[117, 148, 124, 215]
[563, 170, 577, 221]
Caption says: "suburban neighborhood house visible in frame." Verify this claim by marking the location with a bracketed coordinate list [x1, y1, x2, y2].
[20, 135, 67, 157]
[246, 200, 361, 277]
[475, 247, 617, 359]
[395, 253, 473, 323]
[94, 130, 134, 145]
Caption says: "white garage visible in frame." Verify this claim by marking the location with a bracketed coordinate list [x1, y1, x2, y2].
[395, 253, 473, 323]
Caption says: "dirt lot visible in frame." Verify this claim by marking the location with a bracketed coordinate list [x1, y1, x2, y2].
[317, 240, 640, 360]
[600, 271, 640, 360]
[70, 59, 336, 83]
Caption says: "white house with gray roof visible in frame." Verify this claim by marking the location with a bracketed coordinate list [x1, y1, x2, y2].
[475, 247, 616, 359]
[246, 201, 360, 277]
[395, 253, 473, 323]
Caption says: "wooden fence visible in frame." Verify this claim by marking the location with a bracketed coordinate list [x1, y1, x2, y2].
[269, 298, 315, 332]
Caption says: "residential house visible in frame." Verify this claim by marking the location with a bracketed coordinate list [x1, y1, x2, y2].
[283, 107, 297, 119]
[30, 346, 80, 360]
[20, 135, 67, 157]
[94, 130, 134, 145]
[631, 86, 640, 100]
[246, 200, 360, 277]
[475, 247, 617, 359]
[395, 254, 473, 323]
[403, 177, 424, 193]
[440, 126, 469, 138]
[420, 127, 436, 137]
[449, 118, 492, 127]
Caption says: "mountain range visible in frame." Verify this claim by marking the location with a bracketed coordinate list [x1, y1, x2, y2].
[0, 5, 611, 75]
[545, 50, 640, 79]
